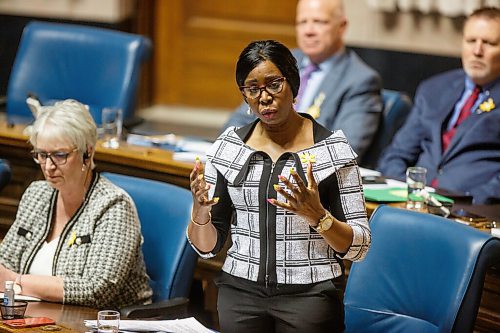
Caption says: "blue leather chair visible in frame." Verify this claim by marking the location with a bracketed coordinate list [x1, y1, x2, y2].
[102, 173, 198, 319]
[0, 159, 12, 191]
[6, 21, 151, 125]
[360, 89, 412, 169]
[344, 206, 500, 333]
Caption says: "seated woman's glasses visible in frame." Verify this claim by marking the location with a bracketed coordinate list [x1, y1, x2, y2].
[31, 148, 78, 165]
[240, 77, 286, 99]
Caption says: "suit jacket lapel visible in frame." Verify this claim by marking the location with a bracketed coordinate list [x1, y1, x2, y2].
[312, 52, 349, 124]
[443, 78, 500, 160]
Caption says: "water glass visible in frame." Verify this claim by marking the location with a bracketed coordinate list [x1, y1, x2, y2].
[406, 166, 427, 211]
[102, 108, 123, 149]
[0, 301, 28, 319]
[97, 310, 120, 333]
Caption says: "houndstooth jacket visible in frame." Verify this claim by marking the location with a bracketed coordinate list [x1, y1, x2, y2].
[0, 173, 152, 309]
[189, 115, 371, 286]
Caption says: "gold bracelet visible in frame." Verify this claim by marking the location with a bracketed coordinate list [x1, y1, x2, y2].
[191, 211, 212, 226]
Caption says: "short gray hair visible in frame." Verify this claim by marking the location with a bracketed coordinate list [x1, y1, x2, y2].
[29, 99, 97, 169]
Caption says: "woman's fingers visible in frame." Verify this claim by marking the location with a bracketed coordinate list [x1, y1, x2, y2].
[306, 162, 318, 190]
[272, 163, 320, 214]
[273, 183, 297, 205]
[190, 158, 215, 206]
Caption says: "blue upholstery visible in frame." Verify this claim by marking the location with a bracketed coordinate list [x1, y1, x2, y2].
[6, 21, 151, 125]
[360, 89, 412, 169]
[102, 173, 197, 303]
[344, 206, 500, 333]
[0, 159, 12, 191]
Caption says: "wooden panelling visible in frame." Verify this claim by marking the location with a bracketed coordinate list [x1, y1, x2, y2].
[153, 0, 297, 109]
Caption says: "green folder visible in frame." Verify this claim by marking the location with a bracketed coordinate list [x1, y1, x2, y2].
[364, 187, 454, 203]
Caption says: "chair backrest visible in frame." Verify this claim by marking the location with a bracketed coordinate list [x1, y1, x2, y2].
[344, 205, 500, 333]
[0, 159, 12, 191]
[360, 89, 412, 169]
[102, 173, 197, 303]
[6, 21, 151, 125]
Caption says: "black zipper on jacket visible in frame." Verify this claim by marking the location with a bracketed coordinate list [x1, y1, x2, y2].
[257, 154, 289, 287]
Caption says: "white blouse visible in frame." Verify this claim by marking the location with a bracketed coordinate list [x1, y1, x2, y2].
[28, 237, 59, 276]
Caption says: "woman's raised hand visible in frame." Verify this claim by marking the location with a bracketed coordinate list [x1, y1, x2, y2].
[190, 158, 219, 209]
[269, 161, 325, 226]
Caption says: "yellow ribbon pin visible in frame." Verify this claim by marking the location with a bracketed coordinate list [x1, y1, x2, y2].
[306, 92, 325, 119]
[67, 231, 76, 248]
[479, 98, 495, 113]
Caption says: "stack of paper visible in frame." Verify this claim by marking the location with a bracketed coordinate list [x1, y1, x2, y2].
[172, 139, 213, 163]
[84, 317, 213, 333]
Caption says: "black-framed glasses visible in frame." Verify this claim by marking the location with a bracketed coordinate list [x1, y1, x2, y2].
[31, 148, 79, 165]
[240, 77, 286, 99]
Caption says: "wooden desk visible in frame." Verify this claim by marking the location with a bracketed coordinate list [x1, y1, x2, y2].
[1, 120, 498, 332]
[0, 121, 193, 229]
[25, 302, 96, 331]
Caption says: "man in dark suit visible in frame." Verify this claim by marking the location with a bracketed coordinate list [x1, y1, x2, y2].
[379, 7, 500, 204]
[222, 0, 383, 160]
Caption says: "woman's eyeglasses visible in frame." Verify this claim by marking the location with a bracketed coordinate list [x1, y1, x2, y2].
[240, 77, 286, 99]
[31, 148, 79, 165]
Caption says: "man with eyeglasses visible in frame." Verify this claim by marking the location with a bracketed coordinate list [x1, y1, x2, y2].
[223, 0, 383, 161]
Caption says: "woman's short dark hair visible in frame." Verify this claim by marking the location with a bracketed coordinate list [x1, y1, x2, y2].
[236, 40, 300, 98]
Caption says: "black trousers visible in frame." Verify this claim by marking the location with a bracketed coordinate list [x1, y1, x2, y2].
[216, 273, 344, 333]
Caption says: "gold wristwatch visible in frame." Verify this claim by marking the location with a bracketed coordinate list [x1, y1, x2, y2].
[315, 210, 334, 233]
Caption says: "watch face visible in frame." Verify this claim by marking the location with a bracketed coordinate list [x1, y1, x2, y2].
[322, 217, 333, 231]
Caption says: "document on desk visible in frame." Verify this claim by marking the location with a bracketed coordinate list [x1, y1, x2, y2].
[358, 168, 456, 203]
[0, 292, 41, 302]
[84, 317, 213, 333]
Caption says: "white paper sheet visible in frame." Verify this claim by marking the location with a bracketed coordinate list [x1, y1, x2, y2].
[0, 293, 41, 302]
[84, 317, 214, 333]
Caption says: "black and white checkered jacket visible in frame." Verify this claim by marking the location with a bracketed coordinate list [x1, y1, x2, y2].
[0, 173, 152, 308]
[189, 116, 371, 286]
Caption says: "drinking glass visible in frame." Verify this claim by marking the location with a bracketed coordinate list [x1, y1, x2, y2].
[406, 166, 427, 211]
[101, 108, 123, 149]
[97, 310, 120, 333]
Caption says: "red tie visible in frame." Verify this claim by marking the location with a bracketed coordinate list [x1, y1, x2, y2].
[441, 85, 481, 152]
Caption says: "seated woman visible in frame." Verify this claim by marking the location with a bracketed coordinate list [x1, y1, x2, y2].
[0, 99, 152, 308]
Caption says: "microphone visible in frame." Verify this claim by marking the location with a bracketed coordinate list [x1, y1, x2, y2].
[420, 189, 450, 217]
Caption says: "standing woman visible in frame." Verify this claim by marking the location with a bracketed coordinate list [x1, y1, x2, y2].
[0, 99, 152, 308]
[188, 40, 370, 332]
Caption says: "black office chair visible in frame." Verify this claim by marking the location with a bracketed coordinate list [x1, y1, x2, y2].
[360, 89, 412, 169]
[344, 206, 500, 333]
[103, 173, 198, 319]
